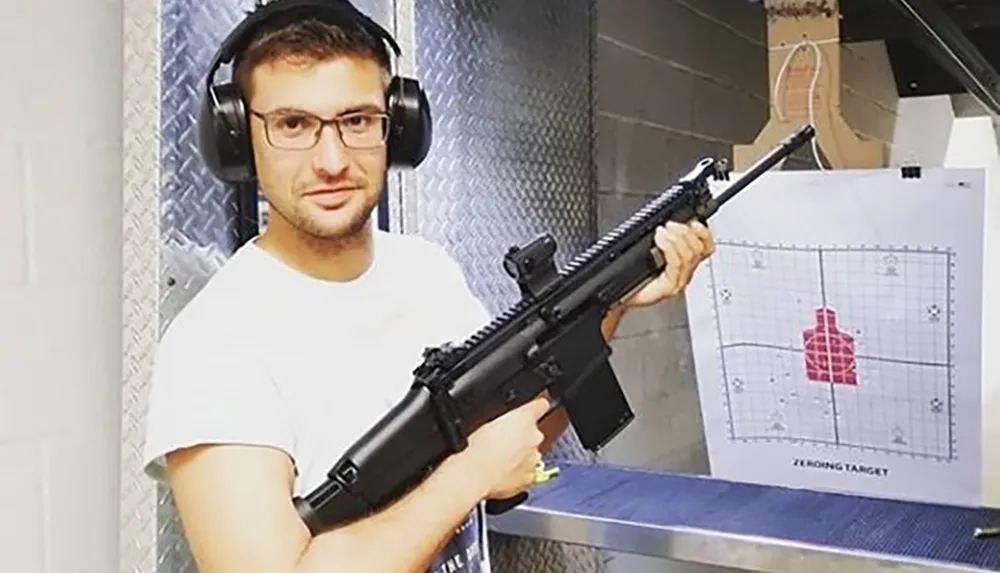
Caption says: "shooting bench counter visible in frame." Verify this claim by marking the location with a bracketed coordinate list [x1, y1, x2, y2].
[487, 462, 1000, 573]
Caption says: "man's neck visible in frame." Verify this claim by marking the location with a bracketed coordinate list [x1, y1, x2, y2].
[256, 219, 375, 283]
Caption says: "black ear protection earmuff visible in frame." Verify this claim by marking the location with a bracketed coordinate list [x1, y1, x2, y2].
[195, 0, 433, 185]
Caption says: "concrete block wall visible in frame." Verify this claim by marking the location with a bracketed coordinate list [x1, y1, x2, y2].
[592, 2, 767, 570]
[591, 2, 905, 571]
[0, 0, 123, 571]
[594, 0, 768, 477]
[588, 1, 895, 571]
[590, 1, 903, 489]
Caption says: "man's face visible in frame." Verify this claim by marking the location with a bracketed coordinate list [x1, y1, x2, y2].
[247, 54, 388, 241]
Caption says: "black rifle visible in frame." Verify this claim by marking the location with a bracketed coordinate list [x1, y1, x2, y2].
[293, 124, 816, 534]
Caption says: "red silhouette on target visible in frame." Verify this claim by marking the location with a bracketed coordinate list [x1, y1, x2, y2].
[802, 307, 857, 385]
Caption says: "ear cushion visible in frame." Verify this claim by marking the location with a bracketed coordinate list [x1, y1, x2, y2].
[386, 76, 433, 169]
[197, 83, 256, 184]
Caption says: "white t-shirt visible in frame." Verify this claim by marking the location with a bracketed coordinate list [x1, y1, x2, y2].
[142, 229, 493, 573]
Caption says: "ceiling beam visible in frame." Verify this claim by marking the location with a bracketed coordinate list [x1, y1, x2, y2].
[885, 0, 1000, 115]
[936, 1, 1000, 31]
[840, 1, 911, 42]
[840, 0, 1000, 41]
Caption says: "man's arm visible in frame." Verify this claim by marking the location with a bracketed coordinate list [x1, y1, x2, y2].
[166, 442, 485, 573]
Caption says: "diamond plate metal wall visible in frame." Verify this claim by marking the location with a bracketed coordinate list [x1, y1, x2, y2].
[406, 1, 603, 572]
[156, 2, 248, 569]
[410, 0, 598, 314]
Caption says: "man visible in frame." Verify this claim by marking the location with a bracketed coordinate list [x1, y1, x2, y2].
[141, 2, 715, 573]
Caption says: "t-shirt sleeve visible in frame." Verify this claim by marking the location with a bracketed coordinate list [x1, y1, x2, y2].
[141, 316, 296, 483]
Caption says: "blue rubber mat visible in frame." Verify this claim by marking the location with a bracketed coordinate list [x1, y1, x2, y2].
[526, 462, 1000, 570]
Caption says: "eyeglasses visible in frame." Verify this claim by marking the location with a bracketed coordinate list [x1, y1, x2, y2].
[250, 109, 390, 151]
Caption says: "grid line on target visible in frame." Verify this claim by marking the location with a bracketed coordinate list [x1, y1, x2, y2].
[704, 240, 956, 462]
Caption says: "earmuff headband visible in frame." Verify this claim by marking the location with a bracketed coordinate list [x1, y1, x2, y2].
[205, 0, 402, 89]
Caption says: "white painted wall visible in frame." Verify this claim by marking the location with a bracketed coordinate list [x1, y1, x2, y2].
[889, 95, 955, 167]
[888, 97, 1000, 508]
[0, 0, 123, 570]
[942, 113, 1000, 508]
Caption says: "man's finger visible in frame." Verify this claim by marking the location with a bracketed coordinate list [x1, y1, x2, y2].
[528, 395, 552, 419]
[672, 227, 705, 287]
[656, 226, 683, 278]
[689, 220, 715, 257]
[664, 226, 693, 286]
[664, 223, 694, 261]
[674, 225, 703, 264]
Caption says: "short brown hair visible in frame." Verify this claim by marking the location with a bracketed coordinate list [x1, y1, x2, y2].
[234, 12, 391, 97]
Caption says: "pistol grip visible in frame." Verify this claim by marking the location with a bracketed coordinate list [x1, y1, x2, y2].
[485, 492, 528, 515]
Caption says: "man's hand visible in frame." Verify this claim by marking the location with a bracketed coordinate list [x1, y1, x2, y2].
[623, 220, 715, 308]
[455, 395, 550, 500]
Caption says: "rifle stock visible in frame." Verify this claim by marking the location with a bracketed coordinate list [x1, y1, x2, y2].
[292, 125, 816, 534]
